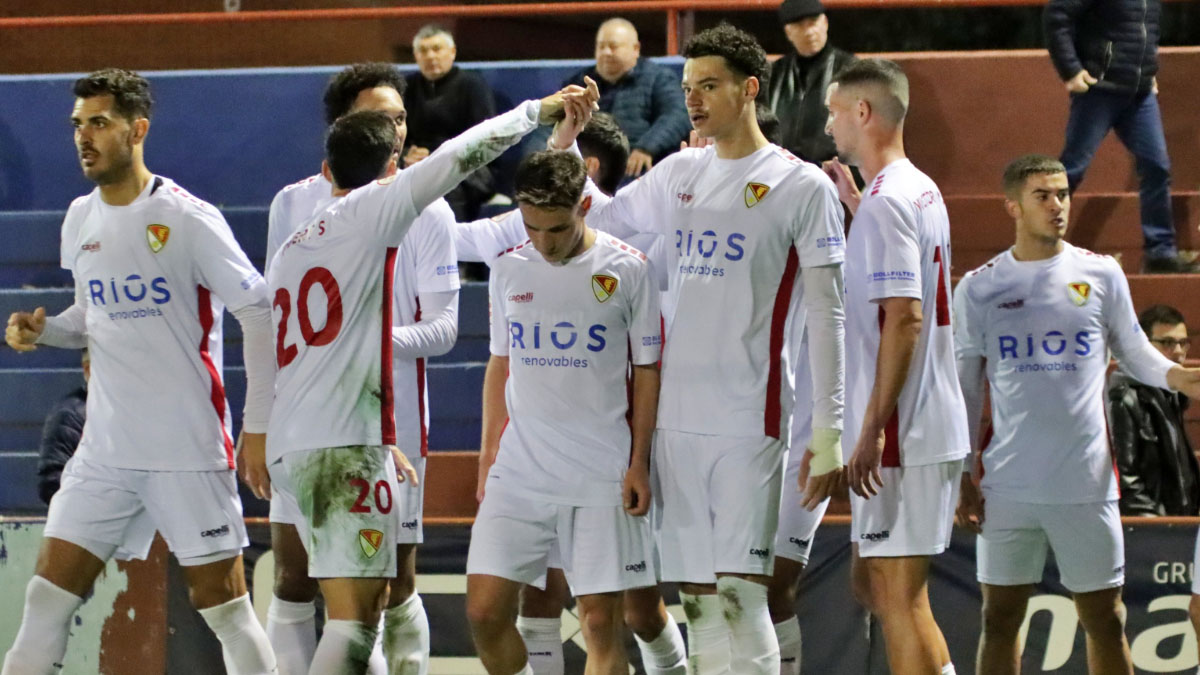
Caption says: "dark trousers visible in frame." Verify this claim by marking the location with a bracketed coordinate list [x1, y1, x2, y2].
[1060, 89, 1175, 259]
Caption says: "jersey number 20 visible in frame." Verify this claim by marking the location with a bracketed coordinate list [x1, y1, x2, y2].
[274, 267, 343, 368]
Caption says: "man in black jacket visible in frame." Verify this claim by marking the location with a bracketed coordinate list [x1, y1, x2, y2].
[1045, 0, 1193, 273]
[766, 0, 854, 167]
[37, 348, 88, 504]
[1108, 304, 1200, 516]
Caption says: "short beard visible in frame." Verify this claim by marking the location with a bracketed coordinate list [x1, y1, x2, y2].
[86, 132, 135, 187]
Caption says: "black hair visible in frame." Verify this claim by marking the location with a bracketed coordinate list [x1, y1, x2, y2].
[682, 23, 769, 87]
[324, 110, 398, 190]
[514, 151, 587, 210]
[1139, 304, 1186, 334]
[576, 112, 630, 197]
[756, 103, 781, 145]
[1001, 154, 1067, 199]
[322, 63, 407, 125]
[72, 69, 153, 121]
[831, 58, 909, 125]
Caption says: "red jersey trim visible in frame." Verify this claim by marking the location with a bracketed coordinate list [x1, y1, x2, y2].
[380, 247, 398, 445]
[765, 249, 800, 439]
[877, 305, 902, 467]
[413, 296, 429, 458]
[197, 286, 235, 469]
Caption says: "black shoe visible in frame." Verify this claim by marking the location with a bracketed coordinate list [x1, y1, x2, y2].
[1142, 255, 1200, 273]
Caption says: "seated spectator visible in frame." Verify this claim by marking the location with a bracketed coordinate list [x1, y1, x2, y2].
[37, 348, 88, 504]
[767, 0, 855, 166]
[561, 17, 690, 177]
[1109, 304, 1200, 515]
[404, 24, 499, 221]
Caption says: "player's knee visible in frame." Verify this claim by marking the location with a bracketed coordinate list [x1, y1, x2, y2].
[980, 596, 1025, 637]
[387, 574, 416, 608]
[1190, 594, 1200, 629]
[767, 577, 798, 621]
[466, 598, 509, 637]
[622, 598, 664, 638]
[1076, 594, 1126, 637]
[273, 563, 319, 602]
[187, 580, 241, 611]
[579, 599, 621, 642]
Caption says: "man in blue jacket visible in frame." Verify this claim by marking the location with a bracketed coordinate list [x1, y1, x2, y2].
[1045, 0, 1194, 273]
[561, 17, 690, 178]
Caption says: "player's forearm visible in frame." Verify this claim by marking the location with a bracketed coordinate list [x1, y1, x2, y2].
[1116, 333, 1175, 391]
[865, 298, 922, 433]
[37, 304, 88, 349]
[407, 100, 541, 214]
[392, 291, 459, 359]
[480, 355, 510, 463]
[800, 264, 846, 432]
[232, 300, 275, 433]
[628, 363, 660, 470]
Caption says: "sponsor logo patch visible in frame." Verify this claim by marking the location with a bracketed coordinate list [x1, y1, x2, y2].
[81, 241, 101, 253]
[591, 275, 617, 303]
[146, 224, 170, 253]
[508, 292, 534, 304]
[860, 530, 890, 542]
[997, 298, 1025, 310]
[744, 182, 770, 208]
[1067, 282, 1091, 306]
[625, 560, 647, 572]
[358, 529, 384, 558]
[200, 524, 230, 538]
[749, 547, 771, 558]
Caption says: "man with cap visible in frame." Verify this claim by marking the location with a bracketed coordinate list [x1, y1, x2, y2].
[767, 0, 855, 166]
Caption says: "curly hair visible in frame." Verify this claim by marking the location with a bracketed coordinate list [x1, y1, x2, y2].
[322, 63, 407, 125]
[72, 69, 153, 121]
[682, 23, 769, 86]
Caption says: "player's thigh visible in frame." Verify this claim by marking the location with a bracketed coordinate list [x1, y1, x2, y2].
[386, 543, 419, 605]
[520, 571, 570, 619]
[1072, 585, 1126, 634]
[1040, 500, 1124, 594]
[270, 522, 318, 602]
[467, 573, 523, 628]
[283, 446, 400, 580]
[560, 503, 656, 597]
[980, 583, 1035, 634]
[43, 456, 151, 578]
[139, 467, 248, 563]
[859, 554, 934, 609]
[466, 486, 558, 590]
[977, 494, 1049, 588]
[851, 459, 961, 559]
[319, 576, 390, 623]
[709, 435, 786, 578]
[653, 430, 718, 584]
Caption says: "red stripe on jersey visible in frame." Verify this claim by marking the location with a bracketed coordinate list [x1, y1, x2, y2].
[197, 286, 235, 469]
[933, 246, 951, 327]
[877, 306, 902, 467]
[380, 247, 398, 445]
[414, 295, 429, 458]
[765, 249, 800, 439]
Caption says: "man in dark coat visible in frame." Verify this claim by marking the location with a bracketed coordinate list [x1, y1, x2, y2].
[37, 349, 88, 504]
[766, 0, 855, 166]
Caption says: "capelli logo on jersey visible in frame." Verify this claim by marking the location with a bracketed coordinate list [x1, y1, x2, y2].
[860, 530, 890, 542]
[749, 547, 771, 558]
[508, 292, 534, 303]
[624, 560, 647, 573]
[997, 299, 1025, 310]
[744, 182, 770, 208]
[677, 192, 694, 204]
[81, 241, 101, 253]
[146, 224, 170, 253]
[788, 537, 811, 549]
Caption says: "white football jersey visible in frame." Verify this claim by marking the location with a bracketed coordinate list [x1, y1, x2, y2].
[60, 176, 267, 471]
[842, 159, 969, 468]
[955, 243, 1146, 503]
[587, 144, 845, 441]
[267, 173, 460, 458]
[487, 232, 660, 506]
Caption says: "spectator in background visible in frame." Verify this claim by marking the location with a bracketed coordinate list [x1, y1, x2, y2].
[37, 348, 88, 504]
[1109, 304, 1200, 516]
[561, 17, 690, 178]
[767, 0, 855, 166]
[1045, 0, 1195, 273]
[404, 24, 499, 221]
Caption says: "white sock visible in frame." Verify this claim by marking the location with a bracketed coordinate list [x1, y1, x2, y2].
[365, 614, 387, 675]
[634, 619, 687, 675]
[198, 594, 279, 675]
[515, 616, 563, 675]
[382, 593, 431, 674]
[680, 592, 731, 675]
[1, 576, 83, 675]
[774, 617, 801, 675]
[310, 619, 378, 675]
[266, 596, 317, 675]
[942, 664, 957, 675]
[717, 577, 779, 675]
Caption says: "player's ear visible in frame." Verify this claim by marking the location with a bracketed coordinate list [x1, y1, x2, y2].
[1003, 195, 1021, 221]
[583, 156, 601, 180]
[744, 75, 760, 101]
[320, 160, 334, 185]
[580, 195, 593, 216]
[131, 117, 150, 144]
[383, 156, 399, 178]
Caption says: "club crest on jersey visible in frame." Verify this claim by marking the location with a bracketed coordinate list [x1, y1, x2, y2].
[744, 182, 770, 208]
[146, 224, 170, 253]
[592, 275, 618, 303]
[1067, 282, 1091, 306]
[358, 529, 384, 558]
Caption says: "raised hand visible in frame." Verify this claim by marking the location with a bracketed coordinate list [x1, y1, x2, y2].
[6, 307, 46, 352]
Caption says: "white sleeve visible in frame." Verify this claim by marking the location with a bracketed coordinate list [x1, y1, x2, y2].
[347, 100, 543, 248]
[38, 279, 88, 349]
[392, 290, 459, 359]
[626, 259, 662, 366]
[454, 210, 528, 265]
[412, 201, 461, 294]
[586, 163, 668, 240]
[858, 196, 922, 302]
[800, 264, 845, 431]
[1106, 266, 1174, 389]
[953, 278, 987, 455]
[488, 270, 510, 357]
[792, 176, 846, 269]
[191, 208, 269, 313]
[231, 300, 274, 433]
